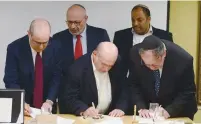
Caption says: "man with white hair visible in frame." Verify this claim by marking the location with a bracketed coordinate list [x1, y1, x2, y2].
[4, 18, 62, 116]
[63, 42, 128, 117]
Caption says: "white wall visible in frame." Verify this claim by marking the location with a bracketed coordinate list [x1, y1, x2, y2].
[0, 1, 168, 88]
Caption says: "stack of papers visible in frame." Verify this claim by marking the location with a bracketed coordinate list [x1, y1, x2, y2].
[89, 115, 123, 124]
[30, 107, 41, 118]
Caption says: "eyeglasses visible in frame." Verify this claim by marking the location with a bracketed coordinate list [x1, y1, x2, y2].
[32, 39, 48, 46]
[66, 17, 85, 26]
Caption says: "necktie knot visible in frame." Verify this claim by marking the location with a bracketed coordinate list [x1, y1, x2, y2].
[36, 52, 40, 56]
[76, 35, 81, 39]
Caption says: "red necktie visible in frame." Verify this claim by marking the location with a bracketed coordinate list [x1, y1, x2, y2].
[33, 52, 43, 108]
[74, 35, 83, 60]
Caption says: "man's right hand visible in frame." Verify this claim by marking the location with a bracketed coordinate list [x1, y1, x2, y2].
[24, 103, 31, 116]
[138, 109, 152, 118]
[83, 107, 99, 117]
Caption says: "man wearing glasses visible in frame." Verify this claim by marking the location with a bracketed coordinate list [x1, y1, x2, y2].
[63, 42, 128, 117]
[128, 35, 197, 120]
[4, 18, 62, 115]
[53, 4, 110, 113]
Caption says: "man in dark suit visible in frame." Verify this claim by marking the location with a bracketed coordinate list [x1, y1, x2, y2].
[128, 35, 197, 120]
[113, 5, 174, 114]
[113, 4, 173, 79]
[63, 42, 128, 117]
[52, 4, 110, 113]
[4, 18, 62, 115]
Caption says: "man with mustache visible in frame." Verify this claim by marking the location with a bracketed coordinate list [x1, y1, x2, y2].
[113, 4, 173, 115]
[53, 4, 110, 114]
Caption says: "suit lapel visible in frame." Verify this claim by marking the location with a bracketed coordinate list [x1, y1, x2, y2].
[84, 56, 98, 104]
[142, 65, 157, 100]
[108, 70, 115, 100]
[20, 37, 34, 83]
[86, 25, 95, 53]
[42, 40, 52, 67]
[63, 30, 74, 60]
[128, 28, 133, 48]
[158, 48, 173, 97]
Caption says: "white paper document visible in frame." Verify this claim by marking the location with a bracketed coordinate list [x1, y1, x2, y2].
[134, 116, 184, 124]
[30, 107, 41, 118]
[57, 116, 75, 124]
[90, 115, 123, 124]
[0, 98, 13, 123]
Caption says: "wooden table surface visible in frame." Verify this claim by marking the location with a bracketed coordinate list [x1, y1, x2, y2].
[24, 114, 193, 124]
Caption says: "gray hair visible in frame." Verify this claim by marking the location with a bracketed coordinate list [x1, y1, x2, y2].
[139, 43, 165, 57]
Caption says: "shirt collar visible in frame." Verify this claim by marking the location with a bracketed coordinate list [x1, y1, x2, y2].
[91, 54, 97, 72]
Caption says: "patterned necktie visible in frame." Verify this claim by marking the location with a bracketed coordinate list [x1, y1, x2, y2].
[153, 69, 160, 96]
[74, 35, 83, 60]
[33, 52, 43, 108]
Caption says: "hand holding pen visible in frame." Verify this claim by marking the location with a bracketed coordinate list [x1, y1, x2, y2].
[82, 102, 99, 118]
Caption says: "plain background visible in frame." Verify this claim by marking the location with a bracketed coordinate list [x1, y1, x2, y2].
[0, 1, 168, 88]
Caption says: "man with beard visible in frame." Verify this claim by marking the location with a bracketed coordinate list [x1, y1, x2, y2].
[53, 4, 110, 113]
[113, 4, 173, 114]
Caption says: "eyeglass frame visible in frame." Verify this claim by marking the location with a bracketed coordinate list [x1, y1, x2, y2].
[66, 17, 86, 26]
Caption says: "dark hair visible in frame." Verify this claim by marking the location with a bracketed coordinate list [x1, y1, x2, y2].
[132, 4, 151, 17]
[138, 35, 165, 57]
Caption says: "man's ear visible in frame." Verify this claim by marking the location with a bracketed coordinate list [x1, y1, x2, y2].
[93, 50, 97, 56]
[163, 50, 167, 58]
[85, 15, 88, 21]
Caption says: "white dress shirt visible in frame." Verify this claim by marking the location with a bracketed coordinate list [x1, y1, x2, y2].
[132, 26, 153, 45]
[91, 56, 112, 114]
[30, 46, 42, 66]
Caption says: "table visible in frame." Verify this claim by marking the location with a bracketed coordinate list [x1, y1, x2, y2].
[24, 114, 193, 124]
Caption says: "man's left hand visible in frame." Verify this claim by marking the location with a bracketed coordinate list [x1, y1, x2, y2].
[109, 109, 125, 117]
[41, 100, 53, 113]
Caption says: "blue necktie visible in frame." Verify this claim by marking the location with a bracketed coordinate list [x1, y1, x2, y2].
[153, 69, 160, 96]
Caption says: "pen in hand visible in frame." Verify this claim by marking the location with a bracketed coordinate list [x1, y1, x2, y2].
[92, 102, 95, 109]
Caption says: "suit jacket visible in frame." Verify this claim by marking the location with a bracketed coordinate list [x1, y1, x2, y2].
[113, 26, 173, 115]
[129, 40, 197, 119]
[113, 26, 173, 78]
[4, 35, 62, 113]
[63, 54, 128, 115]
[52, 24, 110, 113]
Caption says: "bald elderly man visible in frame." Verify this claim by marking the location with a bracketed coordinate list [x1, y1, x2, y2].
[63, 42, 128, 117]
[4, 18, 62, 115]
[53, 4, 110, 113]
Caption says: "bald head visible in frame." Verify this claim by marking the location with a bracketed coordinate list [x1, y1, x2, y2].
[66, 4, 88, 35]
[92, 42, 118, 72]
[29, 18, 51, 37]
[67, 4, 86, 19]
[96, 42, 118, 61]
[28, 18, 51, 52]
